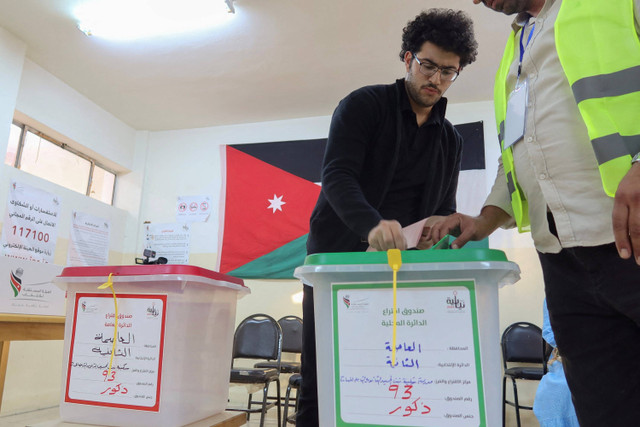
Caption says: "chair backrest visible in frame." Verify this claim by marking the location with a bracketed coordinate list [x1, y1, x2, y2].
[501, 322, 544, 366]
[278, 315, 303, 354]
[232, 313, 282, 365]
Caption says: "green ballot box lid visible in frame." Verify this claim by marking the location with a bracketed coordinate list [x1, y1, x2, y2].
[303, 248, 508, 266]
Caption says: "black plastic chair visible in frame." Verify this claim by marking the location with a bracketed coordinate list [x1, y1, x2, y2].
[255, 315, 303, 373]
[253, 315, 302, 418]
[282, 373, 301, 426]
[501, 321, 552, 427]
[229, 313, 283, 427]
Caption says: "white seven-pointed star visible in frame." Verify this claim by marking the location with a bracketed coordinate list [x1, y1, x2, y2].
[267, 194, 286, 213]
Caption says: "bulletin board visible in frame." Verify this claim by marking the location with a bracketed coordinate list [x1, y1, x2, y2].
[332, 280, 485, 427]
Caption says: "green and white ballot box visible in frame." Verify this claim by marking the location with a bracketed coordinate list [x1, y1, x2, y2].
[294, 248, 520, 427]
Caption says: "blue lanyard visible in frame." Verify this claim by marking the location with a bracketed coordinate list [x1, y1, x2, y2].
[517, 19, 535, 80]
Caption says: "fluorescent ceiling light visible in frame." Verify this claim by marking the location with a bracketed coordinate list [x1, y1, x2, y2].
[75, 0, 235, 40]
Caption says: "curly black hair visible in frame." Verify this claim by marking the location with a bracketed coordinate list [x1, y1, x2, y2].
[399, 9, 478, 68]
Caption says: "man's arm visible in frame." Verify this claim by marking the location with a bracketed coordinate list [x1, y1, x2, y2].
[321, 89, 397, 246]
[613, 163, 640, 264]
[428, 205, 512, 248]
[613, 0, 640, 263]
[428, 154, 514, 248]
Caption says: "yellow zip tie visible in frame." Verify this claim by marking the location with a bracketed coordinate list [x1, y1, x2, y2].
[387, 249, 402, 367]
[97, 273, 118, 378]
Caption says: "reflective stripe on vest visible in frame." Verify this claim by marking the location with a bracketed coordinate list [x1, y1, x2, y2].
[556, 0, 640, 196]
[495, 29, 531, 232]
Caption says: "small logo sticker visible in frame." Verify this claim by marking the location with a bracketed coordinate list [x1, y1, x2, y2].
[147, 303, 160, 318]
[9, 268, 23, 297]
[343, 295, 350, 308]
[446, 290, 466, 312]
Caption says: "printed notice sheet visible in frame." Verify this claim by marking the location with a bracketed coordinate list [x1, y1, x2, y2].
[1, 181, 60, 263]
[65, 293, 167, 411]
[67, 211, 110, 266]
[333, 280, 485, 427]
[144, 222, 190, 264]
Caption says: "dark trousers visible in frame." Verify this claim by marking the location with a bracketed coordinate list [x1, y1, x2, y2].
[539, 242, 640, 427]
[296, 284, 319, 427]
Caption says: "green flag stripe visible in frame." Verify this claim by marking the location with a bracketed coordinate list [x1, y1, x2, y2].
[228, 235, 308, 279]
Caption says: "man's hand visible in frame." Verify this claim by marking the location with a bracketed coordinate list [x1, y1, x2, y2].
[368, 219, 407, 251]
[427, 213, 483, 249]
[613, 163, 640, 264]
[416, 215, 446, 249]
[427, 206, 511, 249]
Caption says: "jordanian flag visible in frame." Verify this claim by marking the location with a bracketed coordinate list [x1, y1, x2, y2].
[217, 122, 486, 279]
[10, 270, 22, 297]
[217, 140, 324, 279]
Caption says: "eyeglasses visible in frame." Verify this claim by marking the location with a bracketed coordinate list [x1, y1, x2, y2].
[412, 54, 460, 82]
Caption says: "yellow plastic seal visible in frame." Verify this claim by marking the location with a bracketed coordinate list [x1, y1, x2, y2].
[387, 249, 402, 367]
[97, 273, 118, 377]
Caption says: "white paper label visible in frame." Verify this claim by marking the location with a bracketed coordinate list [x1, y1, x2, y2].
[66, 294, 167, 411]
[333, 281, 484, 426]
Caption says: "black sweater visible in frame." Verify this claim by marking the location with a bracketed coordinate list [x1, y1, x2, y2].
[307, 79, 463, 255]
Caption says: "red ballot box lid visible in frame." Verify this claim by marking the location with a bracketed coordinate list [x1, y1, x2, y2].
[57, 264, 246, 288]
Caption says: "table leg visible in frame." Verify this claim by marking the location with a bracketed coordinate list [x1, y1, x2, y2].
[0, 341, 10, 413]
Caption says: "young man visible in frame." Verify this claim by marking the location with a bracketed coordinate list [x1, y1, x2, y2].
[430, 1, 640, 425]
[299, 9, 478, 426]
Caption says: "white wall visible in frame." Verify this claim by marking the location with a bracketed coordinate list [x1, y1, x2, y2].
[0, 28, 147, 415]
[15, 59, 137, 173]
[0, 27, 26, 162]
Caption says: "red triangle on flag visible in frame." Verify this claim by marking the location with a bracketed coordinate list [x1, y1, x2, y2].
[219, 146, 321, 274]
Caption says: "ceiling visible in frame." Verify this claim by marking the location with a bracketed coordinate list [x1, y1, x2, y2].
[0, 0, 513, 131]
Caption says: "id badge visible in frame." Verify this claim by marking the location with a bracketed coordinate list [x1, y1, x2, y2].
[503, 79, 529, 149]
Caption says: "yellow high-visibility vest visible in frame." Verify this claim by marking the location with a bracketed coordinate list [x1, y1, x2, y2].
[495, 0, 640, 232]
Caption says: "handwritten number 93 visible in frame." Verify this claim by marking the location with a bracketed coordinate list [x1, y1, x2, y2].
[388, 384, 431, 417]
[102, 369, 116, 382]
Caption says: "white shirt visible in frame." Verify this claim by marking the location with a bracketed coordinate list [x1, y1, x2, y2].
[484, 0, 640, 253]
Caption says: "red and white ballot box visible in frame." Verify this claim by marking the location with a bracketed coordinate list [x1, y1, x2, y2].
[53, 265, 249, 427]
